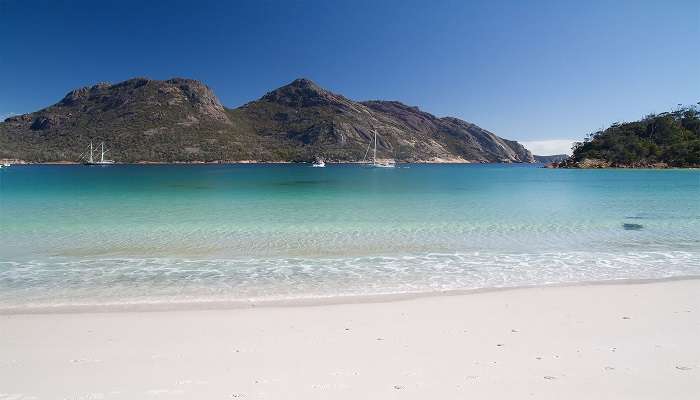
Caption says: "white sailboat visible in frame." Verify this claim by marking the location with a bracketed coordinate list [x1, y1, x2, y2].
[364, 130, 395, 168]
[312, 158, 326, 167]
[83, 141, 115, 165]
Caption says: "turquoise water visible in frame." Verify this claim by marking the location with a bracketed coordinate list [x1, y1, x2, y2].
[1, 164, 699, 310]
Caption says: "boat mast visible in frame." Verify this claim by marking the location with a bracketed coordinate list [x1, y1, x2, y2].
[373, 130, 377, 165]
[88, 141, 94, 164]
[100, 142, 105, 163]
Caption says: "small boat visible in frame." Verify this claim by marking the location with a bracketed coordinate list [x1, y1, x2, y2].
[373, 160, 396, 168]
[312, 158, 326, 168]
[83, 141, 115, 165]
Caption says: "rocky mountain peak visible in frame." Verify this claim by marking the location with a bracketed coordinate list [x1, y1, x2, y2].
[164, 78, 228, 123]
[260, 78, 349, 108]
[53, 77, 229, 125]
[289, 78, 323, 91]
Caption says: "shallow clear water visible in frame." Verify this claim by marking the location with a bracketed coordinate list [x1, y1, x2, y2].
[1, 164, 699, 310]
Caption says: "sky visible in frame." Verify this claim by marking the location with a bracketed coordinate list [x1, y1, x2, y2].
[1, 0, 698, 154]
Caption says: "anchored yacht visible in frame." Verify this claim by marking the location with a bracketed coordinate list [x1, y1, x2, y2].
[83, 141, 115, 165]
[363, 130, 395, 168]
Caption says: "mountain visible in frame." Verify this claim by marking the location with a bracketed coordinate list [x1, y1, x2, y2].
[0, 78, 237, 162]
[533, 154, 568, 164]
[0, 77, 534, 163]
[559, 106, 700, 168]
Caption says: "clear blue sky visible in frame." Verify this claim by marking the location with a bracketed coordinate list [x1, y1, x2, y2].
[1, 0, 698, 153]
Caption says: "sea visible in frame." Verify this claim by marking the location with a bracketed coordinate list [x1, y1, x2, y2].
[1, 164, 698, 311]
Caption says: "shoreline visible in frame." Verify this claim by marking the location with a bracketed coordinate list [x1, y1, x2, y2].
[4, 161, 699, 169]
[3, 274, 699, 316]
[2, 279, 698, 399]
[1, 160, 501, 165]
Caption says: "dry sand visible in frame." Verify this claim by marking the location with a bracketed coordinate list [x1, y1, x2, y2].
[1, 280, 698, 399]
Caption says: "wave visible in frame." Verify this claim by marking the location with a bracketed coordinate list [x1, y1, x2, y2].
[2, 250, 699, 311]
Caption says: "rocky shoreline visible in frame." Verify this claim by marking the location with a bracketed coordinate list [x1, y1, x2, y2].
[544, 157, 699, 169]
[0, 160, 526, 165]
[6, 157, 697, 168]
[0, 157, 533, 165]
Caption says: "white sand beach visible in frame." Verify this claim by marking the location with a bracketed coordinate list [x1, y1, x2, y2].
[1, 280, 698, 399]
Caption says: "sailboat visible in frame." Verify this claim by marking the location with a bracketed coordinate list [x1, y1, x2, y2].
[364, 130, 395, 168]
[83, 141, 115, 165]
[312, 158, 326, 167]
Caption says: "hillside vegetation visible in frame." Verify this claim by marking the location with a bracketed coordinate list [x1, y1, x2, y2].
[565, 105, 700, 168]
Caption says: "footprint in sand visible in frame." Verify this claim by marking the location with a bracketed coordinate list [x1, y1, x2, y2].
[330, 370, 360, 377]
[69, 358, 101, 364]
[0, 359, 20, 368]
[311, 383, 348, 390]
[175, 379, 208, 386]
[146, 389, 184, 396]
[0, 394, 39, 400]
[67, 393, 105, 400]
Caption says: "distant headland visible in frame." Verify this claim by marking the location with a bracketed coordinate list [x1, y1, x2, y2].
[551, 105, 700, 169]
